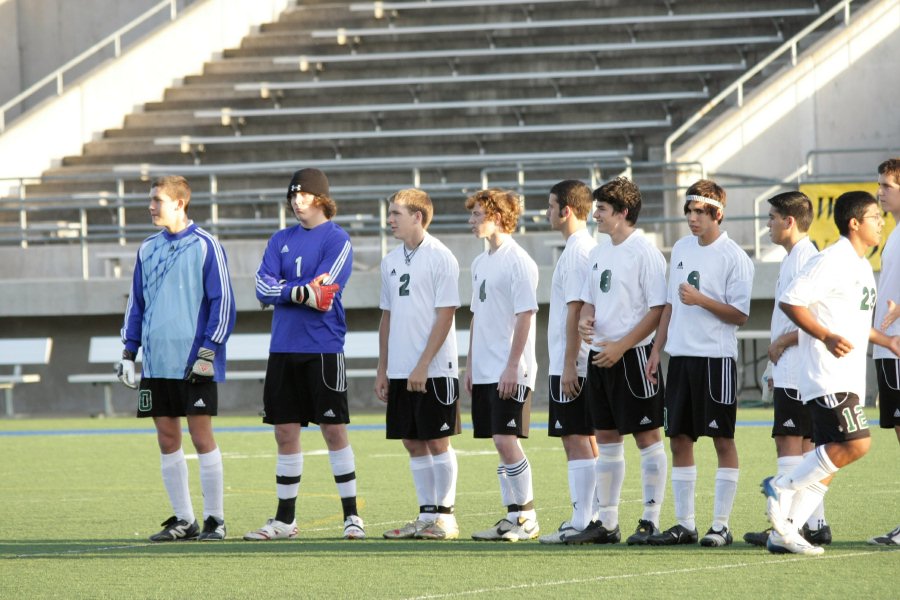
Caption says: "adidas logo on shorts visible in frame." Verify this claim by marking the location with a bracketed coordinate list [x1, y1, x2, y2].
[194, 399, 206, 408]
[895, 408, 900, 418]
[783, 419, 796, 428]
[639, 416, 651, 425]
[323, 409, 336, 418]
[554, 420, 562, 429]
[709, 419, 719, 429]
[440, 423, 450, 431]
[506, 418, 517, 428]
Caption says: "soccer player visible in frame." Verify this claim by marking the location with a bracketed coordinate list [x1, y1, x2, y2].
[375, 188, 462, 541]
[763, 190, 900, 555]
[569, 176, 668, 546]
[246, 168, 364, 541]
[645, 179, 754, 548]
[118, 175, 236, 542]
[537, 180, 598, 544]
[465, 188, 541, 542]
[867, 158, 900, 547]
[744, 191, 830, 547]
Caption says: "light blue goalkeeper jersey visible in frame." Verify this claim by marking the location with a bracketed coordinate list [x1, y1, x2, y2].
[121, 223, 236, 381]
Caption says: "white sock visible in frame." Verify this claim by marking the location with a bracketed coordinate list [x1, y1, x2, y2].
[276, 453, 303, 499]
[712, 468, 740, 530]
[160, 448, 194, 523]
[639, 442, 667, 526]
[505, 457, 535, 521]
[198, 447, 224, 520]
[779, 445, 838, 490]
[568, 458, 597, 531]
[410, 455, 436, 520]
[595, 443, 625, 529]
[790, 481, 829, 531]
[671, 465, 697, 531]
[802, 451, 827, 528]
[329, 445, 357, 499]
[432, 449, 458, 512]
[497, 464, 514, 519]
[776, 455, 802, 477]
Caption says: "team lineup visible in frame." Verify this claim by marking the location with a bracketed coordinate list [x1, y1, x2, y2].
[115, 160, 900, 554]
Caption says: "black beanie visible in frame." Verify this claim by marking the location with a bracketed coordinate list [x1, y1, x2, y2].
[286, 168, 329, 199]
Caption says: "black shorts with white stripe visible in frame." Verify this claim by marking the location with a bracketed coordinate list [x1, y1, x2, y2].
[547, 374, 593, 437]
[136, 378, 218, 418]
[664, 356, 737, 440]
[386, 377, 461, 440]
[585, 343, 664, 435]
[875, 359, 900, 429]
[471, 383, 532, 439]
[809, 392, 871, 444]
[262, 352, 349, 426]
[771, 387, 813, 438]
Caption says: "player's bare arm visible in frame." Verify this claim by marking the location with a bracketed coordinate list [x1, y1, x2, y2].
[578, 302, 595, 345]
[780, 301, 854, 358]
[767, 331, 799, 364]
[374, 310, 390, 403]
[561, 300, 584, 398]
[880, 299, 900, 331]
[498, 310, 533, 399]
[408, 306, 456, 393]
[870, 327, 900, 357]
[678, 283, 748, 326]
[592, 305, 664, 369]
[645, 303, 672, 385]
[465, 316, 475, 395]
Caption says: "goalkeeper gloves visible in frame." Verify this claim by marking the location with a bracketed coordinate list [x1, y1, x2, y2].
[291, 273, 339, 311]
[188, 347, 216, 383]
[116, 349, 137, 389]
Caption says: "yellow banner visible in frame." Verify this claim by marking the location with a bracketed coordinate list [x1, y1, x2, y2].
[799, 183, 894, 271]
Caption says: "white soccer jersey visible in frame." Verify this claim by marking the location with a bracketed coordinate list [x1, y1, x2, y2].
[780, 237, 876, 400]
[874, 227, 900, 360]
[548, 229, 596, 376]
[579, 229, 667, 350]
[770, 236, 819, 391]
[664, 232, 754, 359]
[379, 233, 460, 379]
[470, 237, 539, 388]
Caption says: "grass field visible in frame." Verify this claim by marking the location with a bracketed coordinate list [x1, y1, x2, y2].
[1, 409, 898, 599]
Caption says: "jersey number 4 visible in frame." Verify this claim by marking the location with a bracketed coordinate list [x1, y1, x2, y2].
[479, 279, 487, 302]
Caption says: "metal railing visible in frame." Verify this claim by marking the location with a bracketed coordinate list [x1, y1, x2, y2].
[664, 0, 858, 163]
[0, 0, 193, 134]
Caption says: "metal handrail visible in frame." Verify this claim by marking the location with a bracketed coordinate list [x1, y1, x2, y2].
[0, 0, 183, 134]
[664, 0, 857, 163]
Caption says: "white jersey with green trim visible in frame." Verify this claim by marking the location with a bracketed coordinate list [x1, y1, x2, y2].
[548, 228, 595, 376]
[770, 236, 818, 391]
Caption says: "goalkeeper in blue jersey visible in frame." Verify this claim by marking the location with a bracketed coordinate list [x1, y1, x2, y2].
[118, 175, 236, 542]
[245, 168, 365, 541]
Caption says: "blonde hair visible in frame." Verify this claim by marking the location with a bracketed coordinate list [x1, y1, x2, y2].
[151, 175, 191, 212]
[390, 188, 434, 229]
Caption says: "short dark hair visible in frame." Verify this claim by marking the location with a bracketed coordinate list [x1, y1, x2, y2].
[549, 180, 592, 220]
[834, 190, 877, 236]
[767, 191, 813, 232]
[683, 179, 726, 224]
[878, 158, 900, 184]
[593, 177, 642, 225]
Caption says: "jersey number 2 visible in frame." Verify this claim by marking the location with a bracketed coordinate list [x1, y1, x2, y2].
[860, 286, 875, 311]
[399, 273, 410, 296]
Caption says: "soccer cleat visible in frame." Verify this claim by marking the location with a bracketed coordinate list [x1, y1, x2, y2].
[801, 523, 833, 546]
[700, 526, 733, 547]
[471, 518, 516, 541]
[742, 528, 772, 547]
[383, 519, 430, 539]
[149, 516, 199, 542]
[563, 520, 621, 545]
[626, 519, 660, 545]
[198, 516, 226, 541]
[761, 476, 790, 536]
[243, 517, 298, 541]
[501, 516, 540, 542]
[538, 521, 577, 544]
[867, 525, 900, 546]
[416, 516, 459, 540]
[767, 530, 825, 556]
[646, 523, 699, 546]
[343, 515, 366, 540]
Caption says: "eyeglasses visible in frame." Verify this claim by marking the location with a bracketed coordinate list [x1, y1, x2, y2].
[861, 213, 884, 221]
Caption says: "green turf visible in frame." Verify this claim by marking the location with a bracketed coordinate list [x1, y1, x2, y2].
[1, 409, 897, 599]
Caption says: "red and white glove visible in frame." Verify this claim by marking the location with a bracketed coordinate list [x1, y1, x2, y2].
[188, 347, 215, 383]
[292, 273, 339, 311]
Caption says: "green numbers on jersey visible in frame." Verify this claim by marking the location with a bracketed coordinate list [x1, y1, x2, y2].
[860, 286, 876, 311]
[687, 271, 700, 290]
[399, 273, 410, 297]
[599, 269, 612, 293]
[479, 279, 487, 302]
[842, 404, 869, 433]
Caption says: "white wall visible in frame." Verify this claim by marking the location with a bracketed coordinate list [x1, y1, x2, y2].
[0, 0, 290, 192]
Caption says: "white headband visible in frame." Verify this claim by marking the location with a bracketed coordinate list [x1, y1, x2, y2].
[685, 194, 724, 210]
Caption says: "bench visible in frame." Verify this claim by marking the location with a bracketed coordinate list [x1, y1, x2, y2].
[67, 331, 471, 415]
[0, 338, 53, 417]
